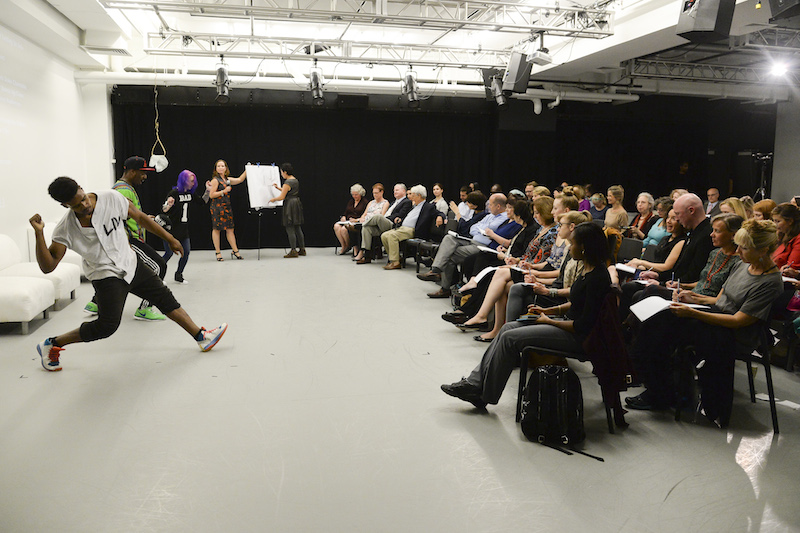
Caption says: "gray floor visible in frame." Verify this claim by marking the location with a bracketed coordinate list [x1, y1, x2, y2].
[1, 248, 800, 533]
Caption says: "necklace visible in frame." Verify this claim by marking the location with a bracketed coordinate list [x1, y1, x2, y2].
[705, 249, 733, 283]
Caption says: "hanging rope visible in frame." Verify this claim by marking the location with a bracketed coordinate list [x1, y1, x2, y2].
[151, 85, 166, 158]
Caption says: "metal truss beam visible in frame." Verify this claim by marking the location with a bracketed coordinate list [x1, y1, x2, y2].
[103, 0, 614, 38]
[625, 59, 800, 86]
[146, 31, 511, 68]
[731, 28, 800, 53]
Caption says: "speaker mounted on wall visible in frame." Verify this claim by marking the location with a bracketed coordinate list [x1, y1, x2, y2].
[676, 0, 736, 43]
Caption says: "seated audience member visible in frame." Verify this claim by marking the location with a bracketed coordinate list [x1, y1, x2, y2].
[456, 198, 538, 289]
[670, 188, 689, 201]
[459, 210, 582, 342]
[575, 184, 591, 212]
[334, 183, 369, 255]
[508, 189, 527, 200]
[642, 197, 671, 247]
[589, 193, 608, 221]
[705, 188, 722, 217]
[450, 186, 474, 222]
[355, 183, 411, 263]
[452, 192, 488, 237]
[624, 208, 686, 275]
[626, 219, 783, 427]
[441, 223, 613, 410]
[752, 199, 777, 221]
[379, 185, 445, 270]
[419, 194, 510, 297]
[740, 196, 754, 219]
[524, 181, 539, 201]
[605, 185, 629, 230]
[446, 198, 557, 322]
[531, 186, 551, 200]
[771, 202, 800, 269]
[430, 183, 448, 214]
[558, 188, 580, 213]
[351, 183, 390, 260]
[469, 182, 480, 192]
[719, 197, 748, 219]
[490, 184, 503, 194]
[625, 192, 657, 240]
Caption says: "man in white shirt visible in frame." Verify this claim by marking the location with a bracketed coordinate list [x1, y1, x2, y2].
[705, 188, 721, 217]
[420, 193, 509, 296]
[29, 177, 228, 372]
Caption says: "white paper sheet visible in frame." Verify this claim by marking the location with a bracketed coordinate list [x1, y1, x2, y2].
[629, 295, 709, 322]
[245, 164, 282, 209]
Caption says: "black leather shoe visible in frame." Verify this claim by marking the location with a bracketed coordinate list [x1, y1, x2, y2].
[457, 321, 490, 332]
[473, 335, 494, 343]
[625, 392, 655, 410]
[441, 379, 486, 409]
[442, 312, 469, 324]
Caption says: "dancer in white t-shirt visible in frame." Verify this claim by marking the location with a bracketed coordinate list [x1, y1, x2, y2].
[29, 177, 228, 372]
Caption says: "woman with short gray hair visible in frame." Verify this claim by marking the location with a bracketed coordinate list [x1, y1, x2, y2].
[626, 192, 656, 240]
[333, 183, 369, 255]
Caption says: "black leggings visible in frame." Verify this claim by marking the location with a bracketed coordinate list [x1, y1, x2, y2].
[80, 257, 180, 342]
[286, 224, 305, 250]
[91, 237, 166, 310]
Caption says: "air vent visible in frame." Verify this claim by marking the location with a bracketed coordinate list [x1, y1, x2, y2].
[81, 46, 131, 57]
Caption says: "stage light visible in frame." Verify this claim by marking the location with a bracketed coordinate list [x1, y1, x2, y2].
[402, 67, 420, 108]
[490, 76, 507, 107]
[770, 62, 787, 76]
[309, 59, 325, 106]
[214, 55, 230, 104]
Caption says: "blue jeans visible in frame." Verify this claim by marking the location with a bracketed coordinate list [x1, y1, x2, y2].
[162, 237, 191, 275]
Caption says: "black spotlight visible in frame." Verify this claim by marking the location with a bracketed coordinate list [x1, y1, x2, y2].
[402, 68, 420, 108]
[214, 55, 230, 104]
[490, 76, 507, 107]
[309, 59, 324, 106]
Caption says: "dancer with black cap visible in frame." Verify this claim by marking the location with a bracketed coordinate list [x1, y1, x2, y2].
[30, 176, 228, 372]
[83, 156, 168, 321]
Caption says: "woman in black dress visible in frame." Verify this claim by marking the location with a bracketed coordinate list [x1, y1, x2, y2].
[269, 163, 305, 258]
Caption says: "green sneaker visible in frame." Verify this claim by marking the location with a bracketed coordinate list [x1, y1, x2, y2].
[83, 302, 98, 316]
[134, 307, 166, 321]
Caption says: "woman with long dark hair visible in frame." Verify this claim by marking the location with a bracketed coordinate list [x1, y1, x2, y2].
[441, 222, 612, 409]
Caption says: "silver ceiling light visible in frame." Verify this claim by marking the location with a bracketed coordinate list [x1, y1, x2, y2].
[401, 66, 420, 108]
[490, 75, 507, 107]
[214, 55, 230, 104]
[309, 58, 325, 106]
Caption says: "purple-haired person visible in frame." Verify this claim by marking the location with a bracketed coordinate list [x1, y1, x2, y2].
[161, 170, 203, 283]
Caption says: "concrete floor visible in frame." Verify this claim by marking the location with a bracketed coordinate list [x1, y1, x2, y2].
[1, 248, 799, 532]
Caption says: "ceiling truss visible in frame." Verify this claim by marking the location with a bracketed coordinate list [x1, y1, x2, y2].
[625, 58, 800, 86]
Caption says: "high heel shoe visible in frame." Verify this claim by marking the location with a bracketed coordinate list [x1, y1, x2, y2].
[231, 250, 243, 260]
[215, 252, 223, 262]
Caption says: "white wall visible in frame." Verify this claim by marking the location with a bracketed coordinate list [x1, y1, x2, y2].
[773, 98, 800, 204]
[0, 23, 112, 255]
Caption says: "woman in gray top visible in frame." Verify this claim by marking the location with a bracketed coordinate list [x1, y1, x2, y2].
[269, 163, 305, 258]
[626, 218, 783, 427]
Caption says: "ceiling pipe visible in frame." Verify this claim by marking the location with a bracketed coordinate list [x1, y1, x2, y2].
[73, 71, 641, 104]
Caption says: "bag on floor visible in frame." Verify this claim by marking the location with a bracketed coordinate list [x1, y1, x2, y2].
[520, 365, 588, 453]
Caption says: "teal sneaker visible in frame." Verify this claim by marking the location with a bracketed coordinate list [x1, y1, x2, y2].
[83, 302, 98, 316]
[134, 307, 166, 321]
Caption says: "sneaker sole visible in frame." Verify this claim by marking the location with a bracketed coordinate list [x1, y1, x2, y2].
[37, 345, 61, 372]
[133, 315, 166, 321]
[83, 309, 98, 316]
[201, 324, 228, 352]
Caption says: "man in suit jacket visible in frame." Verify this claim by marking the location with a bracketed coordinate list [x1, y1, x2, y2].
[704, 188, 721, 217]
[380, 185, 445, 270]
[356, 183, 412, 263]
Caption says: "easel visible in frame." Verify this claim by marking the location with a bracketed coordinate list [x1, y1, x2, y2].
[247, 162, 281, 260]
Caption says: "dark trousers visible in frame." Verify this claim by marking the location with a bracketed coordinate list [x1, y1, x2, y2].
[162, 236, 191, 275]
[286, 224, 305, 250]
[80, 256, 181, 342]
[91, 237, 166, 310]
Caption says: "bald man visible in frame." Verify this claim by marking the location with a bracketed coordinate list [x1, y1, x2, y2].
[705, 188, 721, 217]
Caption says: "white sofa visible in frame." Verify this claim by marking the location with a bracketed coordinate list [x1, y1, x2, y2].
[0, 234, 80, 302]
[0, 276, 55, 334]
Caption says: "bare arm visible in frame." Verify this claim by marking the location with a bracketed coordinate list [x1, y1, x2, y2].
[207, 179, 231, 200]
[670, 301, 758, 329]
[629, 240, 685, 272]
[127, 202, 183, 256]
[228, 169, 247, 185]
[29, 215, 67, 273]
[270, 183, 291, 203]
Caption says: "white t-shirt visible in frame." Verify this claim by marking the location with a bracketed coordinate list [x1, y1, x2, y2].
[52, 190, 137, 283]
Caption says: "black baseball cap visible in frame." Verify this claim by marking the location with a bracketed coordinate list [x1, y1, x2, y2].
[123, 156, 155, 172]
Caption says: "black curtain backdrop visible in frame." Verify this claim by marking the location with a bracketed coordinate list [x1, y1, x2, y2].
[111, 90, 776, 251]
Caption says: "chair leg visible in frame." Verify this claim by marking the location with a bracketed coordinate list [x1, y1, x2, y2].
[786, 338, 798, 372]
[746, 361, 756, 403]
[516, 354, 529, 423]
[762, 360, 780, 433]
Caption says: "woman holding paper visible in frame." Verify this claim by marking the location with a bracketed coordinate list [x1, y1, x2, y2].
[625, 209, 685, 274]
[269, 163, 305, 258]
[208, 159, 247, 261]
[625, 218, 783, 427]
[333, 184, 369, 255]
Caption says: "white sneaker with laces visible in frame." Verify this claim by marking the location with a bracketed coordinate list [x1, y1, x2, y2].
[197, 323, 228, 352]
